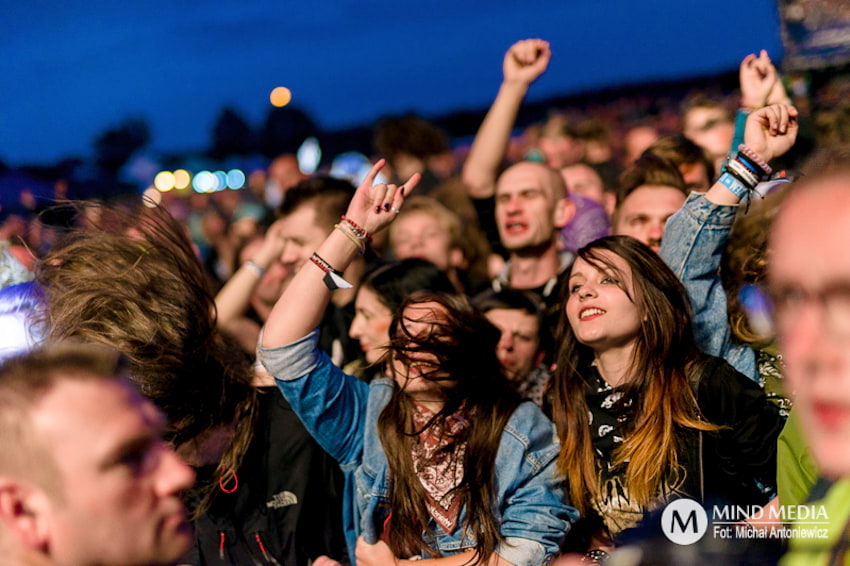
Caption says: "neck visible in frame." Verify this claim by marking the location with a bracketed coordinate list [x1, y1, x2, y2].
[411, 396, 444, 414]
[508, 241, 561, 289]
[593, 342, 637, 388]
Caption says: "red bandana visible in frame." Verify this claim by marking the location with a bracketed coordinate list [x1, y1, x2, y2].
[411, 403, 470, 534]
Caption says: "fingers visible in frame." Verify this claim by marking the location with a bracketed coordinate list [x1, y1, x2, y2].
[511, 38, 548, 64]
[360, 158, 386, 190]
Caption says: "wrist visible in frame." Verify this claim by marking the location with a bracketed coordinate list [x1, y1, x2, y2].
[500, 79, 531, 94]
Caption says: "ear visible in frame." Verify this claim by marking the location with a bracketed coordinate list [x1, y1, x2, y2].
[0, 478, 51, 551]
[553, 197, 576, 229]
[534, 350, 546, 368]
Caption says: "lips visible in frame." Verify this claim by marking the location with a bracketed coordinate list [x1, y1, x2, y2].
[504, 221, 528, 235]
[813, 401, 850, 430]
[579, 307, 606, 321]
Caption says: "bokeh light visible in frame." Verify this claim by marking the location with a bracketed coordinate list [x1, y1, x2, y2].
[214, 171, 228, 192]
[270, 86, 292, 107]
[193, 171, 217, 193]
[142, 187, 162, 207]
[173, 169, 191, 190]
[154, 171, 175, 192]
[226, 169, 246, 189]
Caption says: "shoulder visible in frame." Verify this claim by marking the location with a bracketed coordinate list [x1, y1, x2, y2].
[501, 401, 560, 467]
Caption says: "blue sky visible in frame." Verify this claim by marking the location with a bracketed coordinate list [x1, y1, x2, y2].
[0, 1, 783, 166]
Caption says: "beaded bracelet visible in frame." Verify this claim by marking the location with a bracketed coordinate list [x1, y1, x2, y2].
[310, 253, 353, 290]
[334, 222, 366, 255]
[340, 215, 370, 240]
[737, 144, 773, 177]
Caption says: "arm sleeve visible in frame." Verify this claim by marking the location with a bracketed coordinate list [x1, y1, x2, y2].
[496, 404, 579, 566]
[699, 359, 784, 491]
[659, 193, 758, 381]
[259, 329, 370, 466]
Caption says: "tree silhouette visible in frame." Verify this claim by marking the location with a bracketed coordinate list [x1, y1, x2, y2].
[210, 107, 255, 159]
[260, 106, 319, 157]
[93, 117, 150, 177]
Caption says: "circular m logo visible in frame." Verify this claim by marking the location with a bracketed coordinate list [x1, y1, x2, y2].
[661, 498, 708, 545]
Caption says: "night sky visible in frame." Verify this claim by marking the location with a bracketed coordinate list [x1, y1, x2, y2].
[1, 1, 784, 166]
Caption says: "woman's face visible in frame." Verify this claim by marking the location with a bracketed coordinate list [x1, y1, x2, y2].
[391, 301, 449, 402]
[349, 286, 393, 365]
[565, 250, 643, 352]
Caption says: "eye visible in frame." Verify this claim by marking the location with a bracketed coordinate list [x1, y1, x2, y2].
[569, 284, 582, 294]
[601, 277, 619, 285]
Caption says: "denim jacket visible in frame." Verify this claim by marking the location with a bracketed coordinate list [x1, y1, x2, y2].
[259, 329, 577, 566]
[659, 192, 758, 381]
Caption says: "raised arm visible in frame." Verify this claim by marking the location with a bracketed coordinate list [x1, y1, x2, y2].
[262, 160, 420, 349]
[660, 105, 798, 377]
[214, 220, 287, 329]
[461, 39, 550, 199]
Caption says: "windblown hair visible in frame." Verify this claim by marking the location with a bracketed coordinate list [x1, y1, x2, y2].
[361, 258, 456, 315]
[376, 291, 520, 561]
[35, 203, 257, 517]
[551, 236, 716, 515]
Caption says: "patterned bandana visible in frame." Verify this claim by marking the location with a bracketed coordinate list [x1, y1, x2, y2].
[411, 403, 470, 534]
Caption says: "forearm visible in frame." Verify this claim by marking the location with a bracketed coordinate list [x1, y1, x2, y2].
[462, 81, 529, 199]
[214, 263, 264, 326]
[262, 229, 358, 348]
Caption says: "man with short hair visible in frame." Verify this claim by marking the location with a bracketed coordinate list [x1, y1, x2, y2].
[613, 154, 688, 253]
[277, 176, 364, 366]
[0, 343, 195, 566]
[474, 288, 550, 407]
[492, 161, 574, 302]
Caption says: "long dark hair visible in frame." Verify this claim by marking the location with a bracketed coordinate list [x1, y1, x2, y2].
[551, 236, 716, 514]
[35, 202, 257, 518]
[376, 291, 520, 561]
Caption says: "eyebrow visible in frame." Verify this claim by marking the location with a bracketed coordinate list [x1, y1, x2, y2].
[99, 410, 167, 470]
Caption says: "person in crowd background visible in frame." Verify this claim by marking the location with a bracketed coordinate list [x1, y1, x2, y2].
[346, 258, 456, 382]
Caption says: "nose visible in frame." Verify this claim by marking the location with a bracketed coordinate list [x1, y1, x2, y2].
[280, 242, 300, 268]
[648, 221, 664, 240]
[349, 314, 364, 339]
[157, 445, 196, 496]
[578, 284, 597, 300]
[498, 331, 514, 352]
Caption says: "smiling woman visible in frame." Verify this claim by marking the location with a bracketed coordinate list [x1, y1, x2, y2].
[551, 235, 784, 556]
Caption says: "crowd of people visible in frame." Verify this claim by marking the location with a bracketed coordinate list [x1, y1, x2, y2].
[2, 38, 850, 566]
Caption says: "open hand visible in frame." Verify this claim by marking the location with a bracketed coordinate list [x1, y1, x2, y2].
[743, 103, 799, 163]
[739, 50, 777, 110]
[503, 38, 551, 86]
[355, 537, 399, 566]
[344, 159, 420, 237]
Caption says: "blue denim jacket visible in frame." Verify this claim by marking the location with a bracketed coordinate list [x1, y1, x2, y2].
[259, 330, 577, 566]
[659, 192, 758, 381]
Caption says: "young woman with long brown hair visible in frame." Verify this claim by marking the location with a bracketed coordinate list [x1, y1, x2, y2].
[551, 235, 784, 555]
[260, 160, 575, 566]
